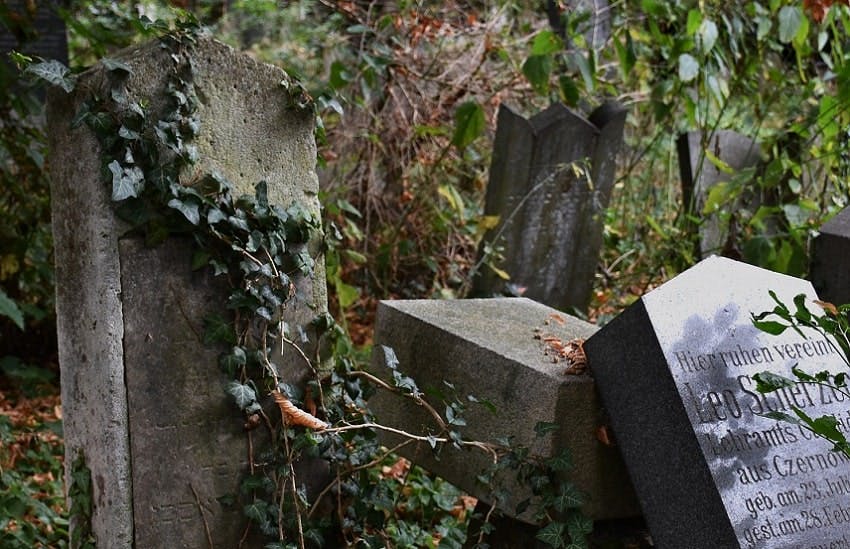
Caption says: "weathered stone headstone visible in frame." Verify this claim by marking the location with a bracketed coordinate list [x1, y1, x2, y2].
[1, 0, 68, 64]
[547, 0, 611, 50]
[678, 130, 762, 257]
[370, 298, 639, 522]
[473, 102, 626, 313]
[586, 255, 850, 548]
[811, 206, 850, 306]
[48, 37, 325, 547]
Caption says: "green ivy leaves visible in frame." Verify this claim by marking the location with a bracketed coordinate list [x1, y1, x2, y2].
[0, 289, 24, 330]
[24, 60, 77, 93]
[452, 101, 485, 150]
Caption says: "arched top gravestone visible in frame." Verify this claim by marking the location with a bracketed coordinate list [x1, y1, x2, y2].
[586, 256, 850, 548]
[48, 36, 325, 548]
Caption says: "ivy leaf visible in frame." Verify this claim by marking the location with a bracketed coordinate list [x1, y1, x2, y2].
[25, 60, 76, 92]
[566, 512, 593, 537]
[243, 500, 268, 522]
[678, 53, 699, 83]
[778, 6, 802, 44]
[381, 345, 399, 370]
[227, 381, 256, 410]
[101, 58, 133, 75]
[207, 208, 227, 225]
[763, 411, 800, 424]
[167, 198, 200, 225]
[0, 289, 24, 330]
[203, 314, 236, 345]
[255, 181, 269, 211]
[752, 319, 787, 336]
[451, 101, 485, 149]
[219, 347, 247, 375]
[553, 484, 584, 512]
[790, 365, 816, 382]
[534, 421, 559, 436]
[109, 161, 144, 201]
[753, 372, 795, 394]
[523, 54, 552, 95]
[536, 522, 565, 548]
[531, 30, 563, 56]
[547, 449, 573, 472]
[699, 19, 718, 53]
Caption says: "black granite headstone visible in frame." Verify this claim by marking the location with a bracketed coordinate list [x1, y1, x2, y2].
[586, 256, 850, 548]
[811, 206, 850, 306]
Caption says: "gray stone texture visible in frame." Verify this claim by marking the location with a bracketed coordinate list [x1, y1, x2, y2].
[811, 206, 850, 306]
[473, 102, 626, 313]
[586, 256, 850, 548]
[370, 298, 639, 521]
[678, 130, 762, 257]
[48, 36, 324, 547]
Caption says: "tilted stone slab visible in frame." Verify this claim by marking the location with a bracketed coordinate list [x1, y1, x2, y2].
[370, 297, 639, 521]
[586, 255, 850, 548]
[48, 36, 325, 547]
[811, 206, 850, 306]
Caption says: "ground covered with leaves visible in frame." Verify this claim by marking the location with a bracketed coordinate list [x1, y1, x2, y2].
[0, 386, 66, 547]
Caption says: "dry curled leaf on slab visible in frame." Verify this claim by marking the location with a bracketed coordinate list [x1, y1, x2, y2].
[545, 312, 566, 326]
[562, 338, 587, 375]
[536, 329, 587, 375]
[271, 390, 328, 430]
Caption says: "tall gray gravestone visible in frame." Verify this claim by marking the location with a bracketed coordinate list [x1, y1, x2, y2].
[678, 130, 762, 257]
[473, 102, 626, 313]
[48, 37, 326, 547]
[811, 206, 850, 306]
[586, 256, 850, 548]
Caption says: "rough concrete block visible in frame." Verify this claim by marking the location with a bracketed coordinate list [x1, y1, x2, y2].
[370, 298, 639, 521]
[48, 36, 324, 547]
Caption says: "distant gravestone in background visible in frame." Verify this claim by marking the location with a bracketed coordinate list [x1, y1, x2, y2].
[0, 0, 68, 64]
[473, 102, 626, 313]
[369, 298, 638, 524]
[48, 37, 326, 547]
[678, 130, 762, 257]
[811, 206, 850, 306]
[586, 256, 850, 548]
[547, 0, 611, 50]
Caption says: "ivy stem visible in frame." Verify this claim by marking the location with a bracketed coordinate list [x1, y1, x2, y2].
[346, 370, 447, 431]
[306, 438, 415, 520]
[322, 423, 500, 462]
